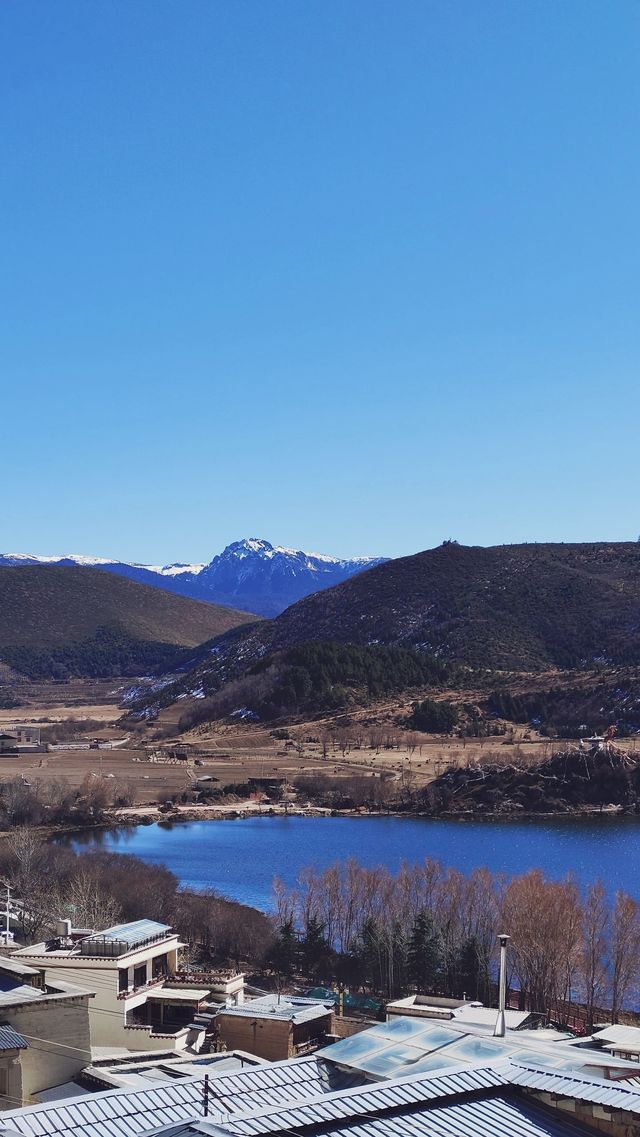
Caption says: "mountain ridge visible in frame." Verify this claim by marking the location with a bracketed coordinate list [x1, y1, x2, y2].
[0, 538, 387, 618]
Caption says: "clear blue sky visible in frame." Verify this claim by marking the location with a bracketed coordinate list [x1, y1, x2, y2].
[3, 0, 639, 563]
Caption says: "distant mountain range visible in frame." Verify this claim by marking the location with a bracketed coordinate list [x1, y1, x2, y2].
[0, 538, 386, 617]
[0, 566, 254, 680]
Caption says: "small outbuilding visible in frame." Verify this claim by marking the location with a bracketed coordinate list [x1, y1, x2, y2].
[214, 995, 334, 1062]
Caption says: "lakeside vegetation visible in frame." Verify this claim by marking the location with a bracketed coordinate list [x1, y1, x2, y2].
[7, 826, 639, 1029]
[271, 857, 640, 1027]
[422, 745, 640, 816]
[0, 775, 138, 829]
[4, 828, 272, 968]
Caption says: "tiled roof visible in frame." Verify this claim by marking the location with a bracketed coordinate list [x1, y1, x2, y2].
[213, 1065, 509, 1136]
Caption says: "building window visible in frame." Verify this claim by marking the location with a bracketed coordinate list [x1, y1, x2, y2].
[134, 964, 147, 989]
[0, 1067, 8, 1097]
[119, 969, 129, 993]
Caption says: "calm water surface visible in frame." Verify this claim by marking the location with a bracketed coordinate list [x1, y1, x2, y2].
[66, 814, 640, 912]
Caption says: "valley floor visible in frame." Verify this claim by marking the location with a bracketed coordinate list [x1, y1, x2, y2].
[1, 670, 638, 815]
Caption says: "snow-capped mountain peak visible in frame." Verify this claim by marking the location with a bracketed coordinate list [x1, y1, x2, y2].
[225, 538, 278, 560]
[0, 539, 387, 618]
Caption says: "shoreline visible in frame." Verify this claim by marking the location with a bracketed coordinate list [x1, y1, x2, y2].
[38, 798, 638, 846]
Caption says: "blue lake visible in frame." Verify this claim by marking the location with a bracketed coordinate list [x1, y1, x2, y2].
[65, 814, 640, 912]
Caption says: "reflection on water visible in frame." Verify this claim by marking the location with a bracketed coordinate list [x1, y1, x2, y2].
[59, 814, 640, 912]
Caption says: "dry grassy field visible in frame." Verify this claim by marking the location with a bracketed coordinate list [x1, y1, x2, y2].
[0, 677, 557, 804]
[0, 678, 579, 808]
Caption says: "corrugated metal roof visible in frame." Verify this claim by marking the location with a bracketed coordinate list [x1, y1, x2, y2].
[284, 1095, 599, 1137]
[190, 1057, 640, 1137]
[508, 1060, 640, 1112]
[0, 1024, 27, 1050]
[216, 1065, 509, 1136]
[1, 1078, 211, 1137]
[4, 1036, 640, 1137]
[0, 1056, 338, 1137]
[592, 1025, 640, 1049]
[164, 1095, 593, 1137]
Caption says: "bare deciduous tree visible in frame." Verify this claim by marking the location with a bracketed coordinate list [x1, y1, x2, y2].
[610, 891, 640, 1023]
[578, 881, 609, 1031]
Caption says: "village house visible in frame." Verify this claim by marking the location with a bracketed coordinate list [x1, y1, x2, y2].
[13, 919, 244, 1054]
[0, 726, 45, 756]
[0, 953, 92, 1106]
[5, 726, 41, 746]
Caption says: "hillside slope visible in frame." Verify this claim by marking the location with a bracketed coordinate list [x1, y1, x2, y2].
[0, 566, 257, 679]
[265, 542, 640, 670]
[136, 542, 640, 717]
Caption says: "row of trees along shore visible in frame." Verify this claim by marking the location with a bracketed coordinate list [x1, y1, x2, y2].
[0, 829, 272, 968]
[271, 858, 640, 1029]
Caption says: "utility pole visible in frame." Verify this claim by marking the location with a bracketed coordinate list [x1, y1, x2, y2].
[4, 885, 11, 942]
[493, 933, 511, 1038]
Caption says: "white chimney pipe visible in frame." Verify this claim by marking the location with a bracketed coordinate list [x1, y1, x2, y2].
[493, 933, 511, 1038]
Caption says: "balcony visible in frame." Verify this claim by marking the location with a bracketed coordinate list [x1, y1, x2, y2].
[171, 969, 243, 985]
[117, 976, 166, 1001]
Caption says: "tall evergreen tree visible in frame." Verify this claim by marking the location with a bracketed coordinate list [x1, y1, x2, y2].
[301, 916, 331, 982]
[454, 934, 484, 1001]
[266, 918, 298, 980]
[407, 911, 442, 991]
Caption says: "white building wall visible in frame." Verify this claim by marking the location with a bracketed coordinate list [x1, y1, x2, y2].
[43, 964, 126, 1048]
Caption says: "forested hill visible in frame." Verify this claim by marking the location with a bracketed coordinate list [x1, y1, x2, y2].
[0, 566, 257, 679]
[264, 541, 640, 670]
[133, 541, 640, 720]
